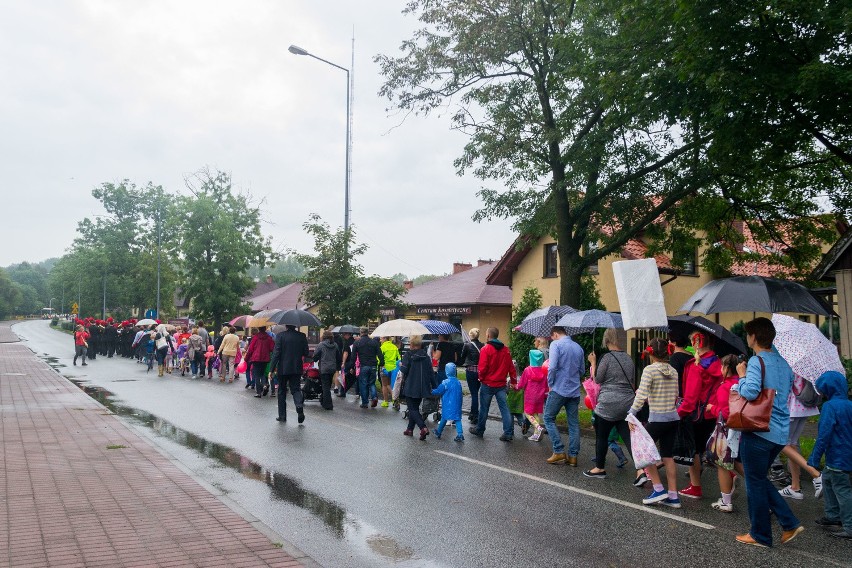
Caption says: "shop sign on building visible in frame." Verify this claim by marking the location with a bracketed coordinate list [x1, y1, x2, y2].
[415, 306, 472, 316]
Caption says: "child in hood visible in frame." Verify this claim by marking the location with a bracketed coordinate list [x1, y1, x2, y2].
[515, 349, 549, 441]
[807, 370, 852, 540]
[204, 345, 216, 379]
[432, 362, 464, 442]
[176, 338, 189, 377]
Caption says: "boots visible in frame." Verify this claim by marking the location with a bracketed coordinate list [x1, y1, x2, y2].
[158, 365, 164, 377]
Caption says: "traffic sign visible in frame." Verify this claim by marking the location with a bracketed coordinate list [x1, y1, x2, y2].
[71, 303, 79, 314]
[145, 309, 157, 319]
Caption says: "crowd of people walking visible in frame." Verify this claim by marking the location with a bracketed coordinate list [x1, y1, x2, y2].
[69, 314, 851, 547]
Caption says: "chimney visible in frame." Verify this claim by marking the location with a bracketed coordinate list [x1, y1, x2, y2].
[453, 262, 473, 274]
[265, 275, 274, 284]
[403, 280, 414, 290]
[477, 259, 492, 267]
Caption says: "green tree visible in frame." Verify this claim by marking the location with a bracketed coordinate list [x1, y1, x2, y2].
[6, 262, 48, 308]
[49, 180, 178, 319]
[0, 268, 22, 318]
[509, 286, 542, 372]
[377, 1, 844, 306]
[176, 170, 275, 327]
[295, 214, 406, 326]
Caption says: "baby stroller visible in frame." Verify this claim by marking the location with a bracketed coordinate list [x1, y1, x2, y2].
[403, 395, 441, 423]
[301, 363, 322, 401]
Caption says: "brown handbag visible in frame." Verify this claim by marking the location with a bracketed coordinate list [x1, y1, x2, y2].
[727, 356, 775, 433]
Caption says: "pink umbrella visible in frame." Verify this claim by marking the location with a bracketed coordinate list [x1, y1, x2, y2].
[771, 314, 844, 382]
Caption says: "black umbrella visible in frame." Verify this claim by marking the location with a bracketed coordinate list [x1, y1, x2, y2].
[336, 324, 360, 334]
[678, 276, 833, 316]
[267, 309, 323, 328]
[667, 315, 747, 356]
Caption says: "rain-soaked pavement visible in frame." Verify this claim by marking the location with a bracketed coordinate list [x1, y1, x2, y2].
[14, 320, 850, 568]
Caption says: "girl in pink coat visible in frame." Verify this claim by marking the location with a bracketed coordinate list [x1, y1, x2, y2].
[515, 349, 549, 441]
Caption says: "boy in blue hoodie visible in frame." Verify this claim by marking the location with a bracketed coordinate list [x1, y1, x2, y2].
[432, 362, 464, 441]
[807, 371, 852, 540]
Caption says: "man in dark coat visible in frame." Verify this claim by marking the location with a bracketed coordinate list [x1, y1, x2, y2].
[352, 327, 384, 408]
[269, 325, 310, 424]
[103, 323, 118, 357]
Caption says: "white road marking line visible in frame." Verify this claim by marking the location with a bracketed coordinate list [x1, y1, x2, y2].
[434, 450, 715, 530]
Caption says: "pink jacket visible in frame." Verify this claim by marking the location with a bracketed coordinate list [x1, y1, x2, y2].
[517, 366, 549, 414]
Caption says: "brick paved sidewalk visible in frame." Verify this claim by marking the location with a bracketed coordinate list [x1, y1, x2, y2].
[0, 324, 313, 568]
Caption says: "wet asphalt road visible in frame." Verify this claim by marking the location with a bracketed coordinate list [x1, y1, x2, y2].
[14, 320, 850, 568]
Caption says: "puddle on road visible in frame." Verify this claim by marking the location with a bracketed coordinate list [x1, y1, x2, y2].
[69, 379, 432, 566]
[42, 355, 66, 369]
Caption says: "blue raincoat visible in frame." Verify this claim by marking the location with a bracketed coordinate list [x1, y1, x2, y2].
[808, 371, 852, 472]
[432, 362, 463, 421]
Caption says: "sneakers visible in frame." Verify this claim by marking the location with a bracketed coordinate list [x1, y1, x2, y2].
[779, 486, 804, 500]
[829, 531, 852, 540]
[454, 435, 464, 442]
[642, 489, 669, 505]
[609, 442, 628, 468]
[583, 469, 606, 479]
[633, 472, 649, 487]
[547, 452, 567, 465]
[499, 434, 513, 442]
[678, 484, 703, 499]
[781, 526, 804, 544]
[468, 427, 484, 438]
[381, 401, 389, 408]
[813, 475, 823, 499]
[736, 533, 768, 547]
[433, 430, 442, 440]
[662, 497, 682, 509]
[769, 466, 790, 485]
[529, 426, 544, 442]
[711, 498, 734, 513]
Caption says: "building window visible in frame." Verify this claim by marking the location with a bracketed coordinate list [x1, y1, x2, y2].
[544, 243, 558, 278]
[585, 241, 599, 275]
[674, 248, 698, 276]
[798, 315, 811, 324]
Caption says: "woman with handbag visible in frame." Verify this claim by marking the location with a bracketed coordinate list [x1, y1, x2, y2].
[733, 317, 803, 547]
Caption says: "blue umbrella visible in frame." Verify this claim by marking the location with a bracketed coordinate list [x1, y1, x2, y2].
[419, 320, 460, 335]
[515, 305, 578, 337]
[554, 309, 623, 335]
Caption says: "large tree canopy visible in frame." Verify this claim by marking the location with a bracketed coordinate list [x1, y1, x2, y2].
[377, 0, 849, 305]
[295, 214, 406, 326]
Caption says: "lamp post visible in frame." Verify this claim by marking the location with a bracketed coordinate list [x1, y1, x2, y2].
[49, 298, 56, 312]
[288, 44, 351, 252]
[156, 207, 161, 319]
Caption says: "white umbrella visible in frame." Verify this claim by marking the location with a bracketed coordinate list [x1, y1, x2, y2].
[771, 314, 844, 382]
[136, 318, 157, 327]
[370, 319, 430, 338]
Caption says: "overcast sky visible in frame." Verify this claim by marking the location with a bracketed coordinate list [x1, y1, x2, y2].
[0, 1, 517, 277]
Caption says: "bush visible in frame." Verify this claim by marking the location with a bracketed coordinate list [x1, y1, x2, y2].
[59, 321, 75, 331]
[50, 316, 59, 326]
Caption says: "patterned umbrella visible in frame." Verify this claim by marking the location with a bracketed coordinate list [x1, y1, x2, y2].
[554, 309, 623, 335]
[419, 320, 460, 335]
[515, 305, 578, 337]
[249, 309, 282, 328]
[229, 315, 252, 328]
[771, 314, 844, 382]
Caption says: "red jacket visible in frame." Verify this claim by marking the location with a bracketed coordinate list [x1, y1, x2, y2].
[708, 375, 740, 422]
[478, 340, 517, 388]
[245, 332, 275, 363]
[74, 331, 90, 346]
[677, 351, 723, 420]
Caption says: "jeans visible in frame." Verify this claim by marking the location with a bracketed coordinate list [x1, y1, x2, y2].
[253, 363, 268, 394]
[358, 366, 378, 405]
[823, 468, 852, 532]
[466, 369, 480, 419]
[543, 393, 580, 457]
[407, 397, 426, 430]
[475, 384, 513, 437]
[740, 432, 800, 546]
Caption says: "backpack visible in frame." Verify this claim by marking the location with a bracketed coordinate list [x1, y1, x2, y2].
[794, 378, 821, 407]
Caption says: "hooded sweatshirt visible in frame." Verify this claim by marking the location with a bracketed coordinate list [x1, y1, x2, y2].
[516, 349, 548, 414]
[478, 338, 517, 388]
[431, 362, 463, 421]
[807, 371, 852, 472]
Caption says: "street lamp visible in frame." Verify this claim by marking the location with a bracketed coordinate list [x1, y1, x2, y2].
[49, 298, 56, 311]
[288, 43, 351, 249]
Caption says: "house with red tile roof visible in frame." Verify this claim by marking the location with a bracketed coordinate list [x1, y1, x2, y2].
[487, 219, 842, 331]
[390, 261, 513, 337]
